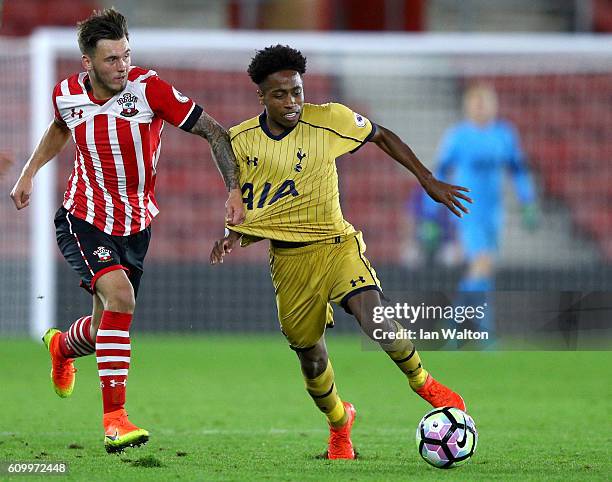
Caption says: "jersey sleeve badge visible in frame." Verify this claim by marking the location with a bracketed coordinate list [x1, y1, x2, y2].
[354, 112, 367, 128]
[172, 87, 190, 103]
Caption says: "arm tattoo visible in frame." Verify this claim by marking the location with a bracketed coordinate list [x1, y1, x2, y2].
[190, 112, 239, 190]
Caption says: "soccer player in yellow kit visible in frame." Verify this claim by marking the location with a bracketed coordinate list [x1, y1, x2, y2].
[210, 45, 472, 459]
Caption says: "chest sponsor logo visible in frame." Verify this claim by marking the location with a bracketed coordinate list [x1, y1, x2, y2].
[241, 180, 299, 210]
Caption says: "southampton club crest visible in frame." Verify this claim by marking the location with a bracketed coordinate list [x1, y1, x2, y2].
[117, 92, 139, 117]
[93, 246, 112, 263]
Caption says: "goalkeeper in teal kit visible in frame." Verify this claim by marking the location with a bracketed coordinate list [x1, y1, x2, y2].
[422, 83, 538, 337]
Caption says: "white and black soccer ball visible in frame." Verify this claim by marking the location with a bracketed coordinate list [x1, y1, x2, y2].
[415, 407, 478, 469]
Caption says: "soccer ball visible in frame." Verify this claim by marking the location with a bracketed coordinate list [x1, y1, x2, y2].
[415, 407, 478, 469]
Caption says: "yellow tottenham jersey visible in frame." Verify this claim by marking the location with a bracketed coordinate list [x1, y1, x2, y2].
[228, 102, 376, 244]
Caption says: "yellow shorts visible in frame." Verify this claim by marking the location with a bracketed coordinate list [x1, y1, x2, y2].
[269, 231, 382, 349]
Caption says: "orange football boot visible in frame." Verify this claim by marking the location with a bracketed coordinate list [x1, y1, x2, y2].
[415, 374, 466, 411]
[42, 328, 76, 398]
[104, 409, 149, 453]
[326, 401, 357, 460]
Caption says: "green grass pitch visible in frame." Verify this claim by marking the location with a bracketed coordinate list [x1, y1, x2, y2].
[1, 334, 609, 481]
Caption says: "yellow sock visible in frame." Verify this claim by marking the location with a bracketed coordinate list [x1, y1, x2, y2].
[385, 321, 429, 390]
[304, 360, 347, 427]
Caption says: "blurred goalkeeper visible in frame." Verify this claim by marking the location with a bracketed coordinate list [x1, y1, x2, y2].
[420, 83, 538, 336]
[9, 8, 244, 454]
[211, 45, 471, 460]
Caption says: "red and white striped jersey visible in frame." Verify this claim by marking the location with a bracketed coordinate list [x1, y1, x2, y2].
[53, 66, 203, 236]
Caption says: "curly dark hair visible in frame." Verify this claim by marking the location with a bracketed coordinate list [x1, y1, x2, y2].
[77, 7, 129, 55]
[247, 45, 307, 85]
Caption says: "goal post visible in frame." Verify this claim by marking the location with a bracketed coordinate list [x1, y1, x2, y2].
[29, 29, 58, 339]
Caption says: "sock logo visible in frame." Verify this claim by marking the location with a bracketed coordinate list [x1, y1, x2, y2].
[109, 379, 127, 388]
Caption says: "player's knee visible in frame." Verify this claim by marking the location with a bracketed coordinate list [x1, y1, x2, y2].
[94, 269, 136, 313]
[300, 357, 328, 379]
[104, 287, 136, 313]
[297, 346, 328, 379]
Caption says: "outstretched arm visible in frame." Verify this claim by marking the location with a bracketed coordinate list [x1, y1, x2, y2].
[370, 124, 472, 218]
[10, 120, 70, 210]
[190, 111, 245, 225]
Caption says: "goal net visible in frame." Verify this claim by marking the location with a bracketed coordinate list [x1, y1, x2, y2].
[0, 38, 31, 335]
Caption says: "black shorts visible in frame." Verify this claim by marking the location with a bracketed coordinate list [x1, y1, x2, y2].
[54, 207, 151, 296]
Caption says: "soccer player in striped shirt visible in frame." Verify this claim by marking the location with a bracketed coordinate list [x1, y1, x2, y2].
[210, 45, 471, 459]
[9, 8, 244, 453]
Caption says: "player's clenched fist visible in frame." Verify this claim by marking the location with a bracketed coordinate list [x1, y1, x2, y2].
[10, 174, 33, 210]
[225, 188, 246, 226]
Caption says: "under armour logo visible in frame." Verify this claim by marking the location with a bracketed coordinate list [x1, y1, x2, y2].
[71, 108, 84, 119]
[246, 156, 258, 167]
[109, 379, 127, 388]
[295, 148, 306, 172]
[350, 276, 366, 287]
